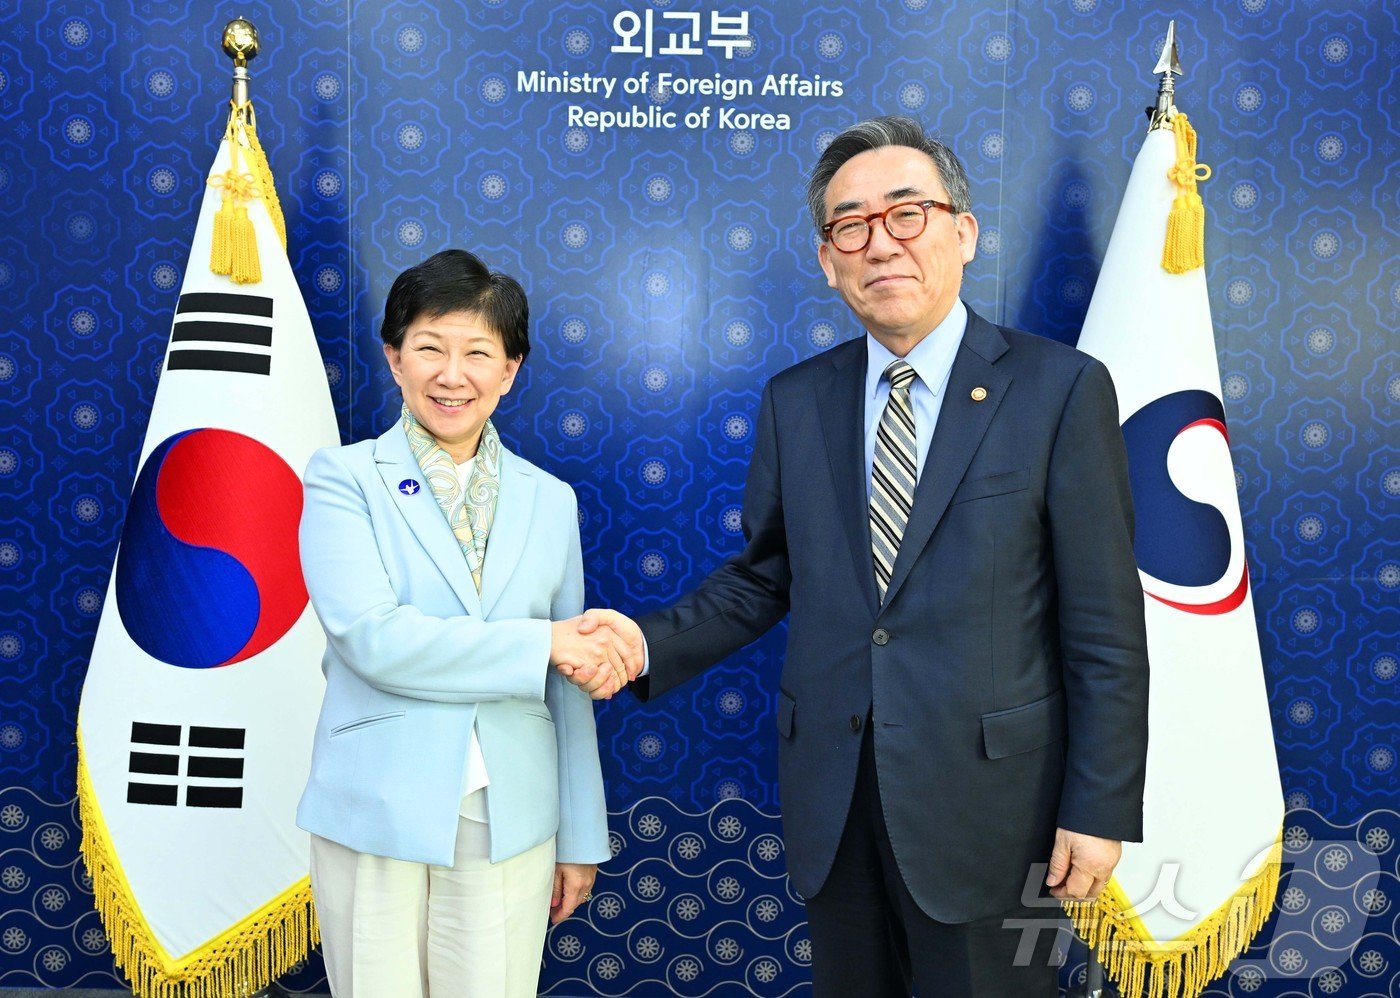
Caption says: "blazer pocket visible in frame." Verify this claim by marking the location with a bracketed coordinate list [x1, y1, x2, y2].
[981, 688, 1065, 760]
[951, 468, 1030, 506]
[776, 691, 796, 739]
[328, 711, 406, 737]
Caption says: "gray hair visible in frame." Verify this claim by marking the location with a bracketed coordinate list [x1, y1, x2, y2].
[805, 116, 973, 231]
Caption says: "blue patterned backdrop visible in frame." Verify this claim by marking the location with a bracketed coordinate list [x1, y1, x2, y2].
[1, 0, 1396, 994]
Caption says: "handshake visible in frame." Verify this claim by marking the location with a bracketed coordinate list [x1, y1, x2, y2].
[548, 609, 645, 700]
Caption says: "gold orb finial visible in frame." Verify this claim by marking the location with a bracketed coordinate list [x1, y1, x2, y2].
[222, 18, 259, 67]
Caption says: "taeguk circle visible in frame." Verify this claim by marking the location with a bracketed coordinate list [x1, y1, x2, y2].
[115, 429, 307, 668]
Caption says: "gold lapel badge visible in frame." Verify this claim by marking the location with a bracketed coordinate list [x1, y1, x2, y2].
[970, 386, 988, 402]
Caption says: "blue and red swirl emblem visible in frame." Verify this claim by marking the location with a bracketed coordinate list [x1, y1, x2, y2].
[1122, 390, 1249, 615]
[115, 429, 308, 668]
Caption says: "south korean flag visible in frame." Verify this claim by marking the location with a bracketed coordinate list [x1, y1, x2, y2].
[77, 102, 338, 997]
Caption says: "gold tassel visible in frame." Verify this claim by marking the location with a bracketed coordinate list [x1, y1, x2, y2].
[210, 191, 234, 276]
[229, 205, 261, 284]
[1161, 112, 1211, 274]
[77, 727, 319, 997]
[206, 98, 286, 286]
[1063, 830, 1282, 998]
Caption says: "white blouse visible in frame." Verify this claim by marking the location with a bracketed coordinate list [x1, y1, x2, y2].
[453, 455, 490, 823]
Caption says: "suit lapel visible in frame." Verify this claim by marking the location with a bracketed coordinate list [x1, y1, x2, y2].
[373, 425, 484, 618]
[817, 340, 879, 617]
[479, 449, 535, 618]
[880, 312, 1012, 611]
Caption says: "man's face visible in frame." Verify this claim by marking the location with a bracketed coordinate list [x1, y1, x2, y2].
[817, 146, 978, 353]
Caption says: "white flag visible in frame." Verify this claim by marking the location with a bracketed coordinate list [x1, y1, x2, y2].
[1068, 116, 1283, 998]
[76, 101, 336, 997]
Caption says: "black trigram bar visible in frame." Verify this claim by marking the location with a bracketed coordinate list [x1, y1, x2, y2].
[189, 725, 245, 749]
[186, 786, 243, 808]
[166, 350, 270, 375]
[127, 783, 178, 806]
[131, 722, 180, 745]
[176, 292, 274, 318]
[187, 756, 244, 779]
[129, 751, 179, 775]
[126, 723, 246, 809]
[171, 320, 272, 346]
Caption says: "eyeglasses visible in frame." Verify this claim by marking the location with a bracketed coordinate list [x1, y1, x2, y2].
[821, 199, 959, 253]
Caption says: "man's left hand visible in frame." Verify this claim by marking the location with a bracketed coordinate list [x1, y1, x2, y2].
[1045, 828, 1121, 902]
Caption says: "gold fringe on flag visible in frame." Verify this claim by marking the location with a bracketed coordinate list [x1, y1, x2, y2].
[208, 98, 287, 286]
[1161, 112, 1211, 274]
[76, 728, 319, 998]
[1063, 829, 1282, 998]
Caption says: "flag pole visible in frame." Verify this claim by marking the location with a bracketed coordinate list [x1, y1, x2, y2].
[1077, 22, 1182, 998]
[223, 17, 257, 107]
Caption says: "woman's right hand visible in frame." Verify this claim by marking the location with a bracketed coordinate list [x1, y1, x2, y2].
[550, 617, 627, 699]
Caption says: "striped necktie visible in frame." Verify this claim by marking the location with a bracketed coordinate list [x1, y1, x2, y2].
[870, 359, 918, 603]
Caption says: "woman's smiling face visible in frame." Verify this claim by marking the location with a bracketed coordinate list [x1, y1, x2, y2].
[384, 310, 521, 462]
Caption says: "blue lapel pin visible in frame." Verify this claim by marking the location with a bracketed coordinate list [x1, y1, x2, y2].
[398, 479, 420, 496]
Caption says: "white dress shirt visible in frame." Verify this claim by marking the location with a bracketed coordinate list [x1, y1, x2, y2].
[862, 299, 967, 494]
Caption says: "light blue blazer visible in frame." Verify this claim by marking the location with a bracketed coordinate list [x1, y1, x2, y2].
[295, 423, 610, 868]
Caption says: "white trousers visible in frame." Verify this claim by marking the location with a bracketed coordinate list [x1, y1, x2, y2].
[309, 815, 555, 998]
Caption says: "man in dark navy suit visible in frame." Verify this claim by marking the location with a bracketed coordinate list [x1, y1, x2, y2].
[576, 116, 1150, 996]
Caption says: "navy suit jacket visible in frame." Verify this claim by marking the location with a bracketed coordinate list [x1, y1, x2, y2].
[635, 306, 1150, 922]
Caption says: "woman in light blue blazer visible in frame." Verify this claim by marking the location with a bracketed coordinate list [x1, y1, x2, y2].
[296, 249, 629, 997]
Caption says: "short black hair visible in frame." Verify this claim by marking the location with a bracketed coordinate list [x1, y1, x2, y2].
[806, 116, 973, 231]
[379, 249, 530, 360]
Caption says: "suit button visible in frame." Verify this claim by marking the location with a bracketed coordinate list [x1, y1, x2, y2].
[850, 714, 862, 732]
[872, 628, 890, 646]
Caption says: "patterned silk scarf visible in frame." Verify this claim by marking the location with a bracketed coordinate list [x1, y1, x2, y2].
[401, 403, 501, 595]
